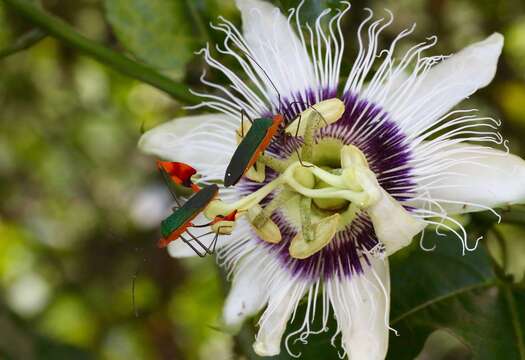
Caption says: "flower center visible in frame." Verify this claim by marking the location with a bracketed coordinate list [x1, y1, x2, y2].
[281, 139, 356, 225]
[205, 101, 383, 260]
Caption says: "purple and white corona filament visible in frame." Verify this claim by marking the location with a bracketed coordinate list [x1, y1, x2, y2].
[139, 1, 525, 359]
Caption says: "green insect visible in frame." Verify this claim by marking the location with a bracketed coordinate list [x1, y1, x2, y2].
[224, 114, 284, 187]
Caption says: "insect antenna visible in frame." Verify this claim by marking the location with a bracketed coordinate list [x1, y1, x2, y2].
[158, 166, 185, 208]
[131, 245, 151, 317]
[242, 51, 285, 115]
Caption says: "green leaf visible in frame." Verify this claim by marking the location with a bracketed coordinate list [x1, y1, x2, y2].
[389, 285, 525, 359]
[104, 0, 198, 74]
[388, 232, 525, 359]
[390, 235, 495, 325]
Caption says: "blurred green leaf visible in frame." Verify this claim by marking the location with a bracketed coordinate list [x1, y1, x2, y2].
[0, 29, 46, 59]
[0, 3, 13, 47]
[0, 0, 42, 54]
[388, 233, 525, 359]
[505, 18, 525, 78]
[104, 0, 198, 75]
[35, 336, 93, 360]
[0, 304, 93, 360]
[272, 0, 346, 24]
[487, 224, 525, 284]
[38, 294, 98, 348]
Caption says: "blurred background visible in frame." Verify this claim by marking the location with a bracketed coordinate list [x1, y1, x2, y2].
[0, 0, 524, 359]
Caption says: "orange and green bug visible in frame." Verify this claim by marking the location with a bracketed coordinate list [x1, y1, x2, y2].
[224, 114, 284, 187]
[158, 184, 219, 249]
[157, 160, 200, 192]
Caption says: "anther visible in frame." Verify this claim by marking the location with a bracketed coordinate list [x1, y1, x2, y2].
[289, 214, 340, 259]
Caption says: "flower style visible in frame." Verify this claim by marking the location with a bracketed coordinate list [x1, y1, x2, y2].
[139, 0, 525, 358]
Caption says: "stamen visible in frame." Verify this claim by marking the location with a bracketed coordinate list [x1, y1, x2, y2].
[204, 175, 284, 218]
[301, 110, 323, 161]
[300, 197, 313, 243]
[248, 204, 282, 244]
[285, 98, 345, 137]
[289, 214, 340, 259]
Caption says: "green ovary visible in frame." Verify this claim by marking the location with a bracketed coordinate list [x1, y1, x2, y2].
[281, 138, 360, 230]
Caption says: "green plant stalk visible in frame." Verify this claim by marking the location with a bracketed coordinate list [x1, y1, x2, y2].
[2, 0, 200, 105]
[0, 28, 46, 59]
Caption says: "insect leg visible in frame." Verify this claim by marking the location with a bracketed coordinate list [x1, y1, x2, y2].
[180, 234, 207, 257]
[295, 148, 314, 168]
[294, 114, 302, 138]
[292, 113, 313, 168]
[240, 108, 254, 124]
[189, 229, 219, 255]
[210, 231, 220, 254]
[186, 229, 213, 254]
[238, 109, 254, 139]
[309, 105, 329, 126]
[190, 221, 214, 228]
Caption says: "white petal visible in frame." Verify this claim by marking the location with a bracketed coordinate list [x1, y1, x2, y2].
[327, 258, 390, 360]
[416, 145, 525, 214]
[252, 270, 310, 356]
[367, 189, 426, 256]
[222, 248, 271, 332]
[138, 114, 237, 181]
[398, 33, 503, 131]
[235, 0, 316, 101]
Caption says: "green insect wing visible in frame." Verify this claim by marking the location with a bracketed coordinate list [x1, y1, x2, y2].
[224, 117, 274, 187]
[160, 184, 218, 238]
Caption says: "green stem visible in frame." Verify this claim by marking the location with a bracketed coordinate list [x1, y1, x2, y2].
[259, 154, 288, 173]
[0, 28, 46, 59]
[2, 0, 200, 105]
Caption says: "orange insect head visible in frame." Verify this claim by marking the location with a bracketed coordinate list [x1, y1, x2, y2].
[157, 160, 200, 191]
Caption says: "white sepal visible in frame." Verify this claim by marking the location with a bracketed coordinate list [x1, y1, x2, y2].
[367, 189, 426, 256]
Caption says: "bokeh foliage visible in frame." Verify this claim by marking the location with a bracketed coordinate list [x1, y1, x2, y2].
[0, 0, 525, 359]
